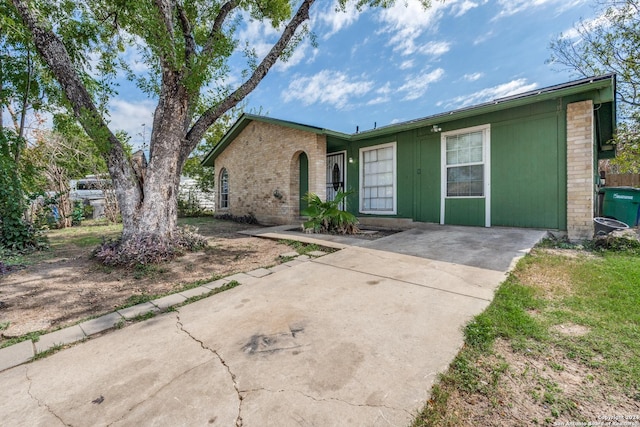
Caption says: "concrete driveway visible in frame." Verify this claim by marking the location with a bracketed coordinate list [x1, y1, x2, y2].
[0, 226, 546, 426]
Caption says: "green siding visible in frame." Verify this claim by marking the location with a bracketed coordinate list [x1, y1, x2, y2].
[334, 134, 416, 218]
[444, 198, 485, 226]
[325, 86, 611, 231]
[491, 113, 562, 228]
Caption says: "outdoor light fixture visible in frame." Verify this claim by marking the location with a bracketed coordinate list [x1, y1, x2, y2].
[349, 157, 354, 163]
[431, 124, 442, 133]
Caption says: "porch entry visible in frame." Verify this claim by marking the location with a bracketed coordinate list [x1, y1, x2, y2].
[326, 152, 346, 209]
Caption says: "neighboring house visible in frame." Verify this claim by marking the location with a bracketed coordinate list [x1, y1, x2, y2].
[179, 176, 216, 211]
[202, 74, 617, 241]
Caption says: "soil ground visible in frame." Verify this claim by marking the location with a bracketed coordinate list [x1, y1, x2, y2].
[0, 219, 296, 343]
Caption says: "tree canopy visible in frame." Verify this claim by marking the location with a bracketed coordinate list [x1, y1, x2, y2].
[549, 0, 640, 172]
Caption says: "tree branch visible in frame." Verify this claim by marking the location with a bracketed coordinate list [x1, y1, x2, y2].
[185, 0, 315, 153]
[12, 1, 115, 144]
[152, 0, 175, 42]
[201, 1, 238, 59]
[176, 1, 196, 63]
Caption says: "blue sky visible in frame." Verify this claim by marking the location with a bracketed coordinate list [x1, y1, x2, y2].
[56, 1, 604, 150]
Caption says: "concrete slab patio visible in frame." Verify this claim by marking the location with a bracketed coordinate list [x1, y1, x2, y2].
[0, 225, 547, 426]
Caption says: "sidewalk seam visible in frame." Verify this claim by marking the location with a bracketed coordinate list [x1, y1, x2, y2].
[309, 258, 493, 302]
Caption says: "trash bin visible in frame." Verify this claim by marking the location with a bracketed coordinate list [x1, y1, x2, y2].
[601, 187, 640, 226]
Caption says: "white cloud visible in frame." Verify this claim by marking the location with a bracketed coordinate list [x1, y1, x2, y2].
[107, 98, 156, 150]
[282, 70, 374, 109]
[400, 60, 415, 70]
[418, 41, 451, 56]
[452, 1, 480, 17]
[377, 0, 449, 55]
[367, 96, 389, 106]
[463, 72, 484, 82]
[446, 78, 538, 108]
[274, 39, 315, 72]
[121, 36, 150, 74]
[398, 68, 445, 101]
[494, 0, 589, 20]
[473, 30, 494, 45]
[236, 15, 313, 73]
[317, 1, 361, 39]
[367, 82, 392, 105]
[560, 11, 614, 40]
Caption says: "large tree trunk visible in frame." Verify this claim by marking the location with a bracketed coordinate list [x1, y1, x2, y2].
[119, 73, 190, 241]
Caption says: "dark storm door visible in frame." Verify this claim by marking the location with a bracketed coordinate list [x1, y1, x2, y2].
[326, 152, 346, 209]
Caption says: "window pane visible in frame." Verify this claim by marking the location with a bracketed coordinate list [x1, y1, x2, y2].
[470, 131, 483, 147]
[446, 151, 458, 165]
[447, 165, 484, 197]
[470, 147, 483, 162]
[469, 165, 483, 180]
[458, 148, 469, 164]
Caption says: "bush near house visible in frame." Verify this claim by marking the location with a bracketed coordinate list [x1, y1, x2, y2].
[301, 191, 359, 235]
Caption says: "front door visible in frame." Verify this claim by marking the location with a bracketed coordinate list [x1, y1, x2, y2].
[326, 152, 346, 209]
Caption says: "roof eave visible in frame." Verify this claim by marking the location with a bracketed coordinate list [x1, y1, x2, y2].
[201, 114, 350, 166]
[351, 74, 616, 140]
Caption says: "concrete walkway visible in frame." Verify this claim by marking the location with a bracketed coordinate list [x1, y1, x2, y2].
[0, 225, 547, 426]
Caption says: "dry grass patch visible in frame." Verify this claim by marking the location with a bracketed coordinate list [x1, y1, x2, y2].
[0, 218, 292, 342]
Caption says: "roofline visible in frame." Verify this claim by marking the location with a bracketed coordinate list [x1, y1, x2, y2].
[351, 73, 616, 139]
[201, 113, 350, 166]
[202, 74, 615, 165]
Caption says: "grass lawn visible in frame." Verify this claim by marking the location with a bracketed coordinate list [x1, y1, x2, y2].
[413, 244, 640, 426]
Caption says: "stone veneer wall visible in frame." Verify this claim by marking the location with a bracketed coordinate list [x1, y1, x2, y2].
[214, 121, 326, 225]
[566, 100, 595, 241]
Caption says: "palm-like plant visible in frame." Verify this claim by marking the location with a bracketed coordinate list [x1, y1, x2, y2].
[301, 191, 359, 235]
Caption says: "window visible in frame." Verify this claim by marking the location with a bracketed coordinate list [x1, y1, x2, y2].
[443, 127, 489, 197]
[219, 168, 229, 209]
[359, 142, 396, 214]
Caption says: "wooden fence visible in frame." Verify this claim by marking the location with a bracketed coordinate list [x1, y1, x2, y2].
[605, 173, 640, 187]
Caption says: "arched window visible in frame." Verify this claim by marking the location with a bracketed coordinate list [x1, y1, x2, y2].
[219, 168, 229, 209]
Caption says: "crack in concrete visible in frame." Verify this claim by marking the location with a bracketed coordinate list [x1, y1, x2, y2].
[239, 386, 412, 418]
[24, 367, 70, 426]
[176, 315, 243, 427]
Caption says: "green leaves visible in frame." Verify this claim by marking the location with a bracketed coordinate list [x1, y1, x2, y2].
[0, 130, 44, 251]
[549, 0, 640, 170]
[301, 190, 359, 234]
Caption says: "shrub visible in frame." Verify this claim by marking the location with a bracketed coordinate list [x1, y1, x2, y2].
[214, 213, 259, 224]
[178, 192, 211, 217]
[301, 191, 359, 235]
[92, 225, 208, 267]
[593, 230, 640, 253]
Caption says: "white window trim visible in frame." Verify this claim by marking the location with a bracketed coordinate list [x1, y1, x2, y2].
[440, 124, 491, 227]
[359, 142, 397, 215]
